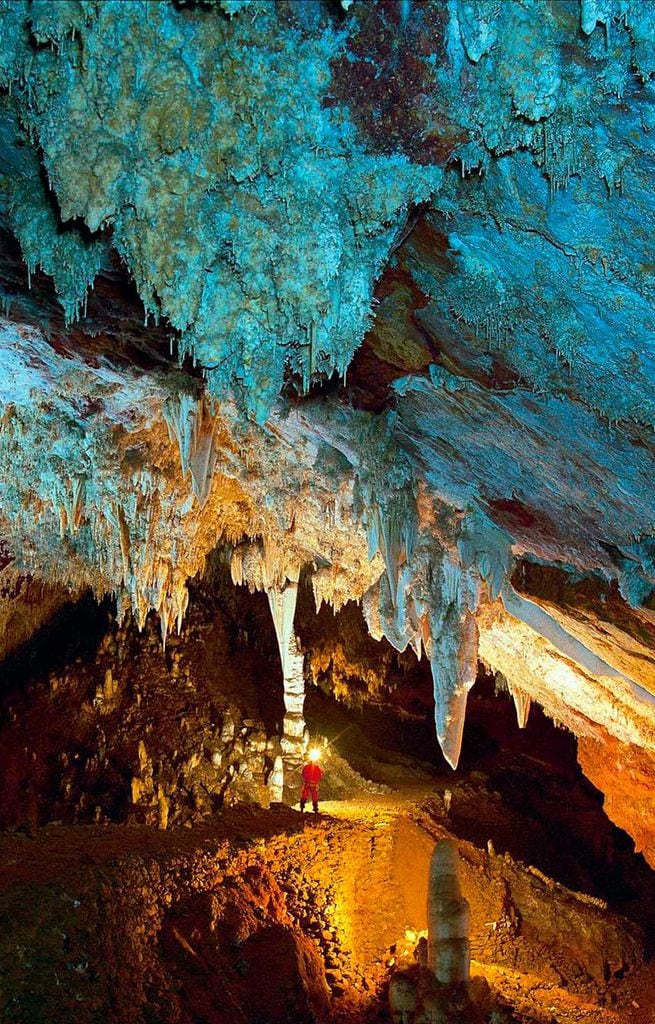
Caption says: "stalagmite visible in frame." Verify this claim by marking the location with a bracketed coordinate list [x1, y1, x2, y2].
[427, 839, 470, 985]
[157, 784, 169, 830]
[267, 754, 284, 802]
[389, 975, 417, 1024]
[103, 669, 115, 701]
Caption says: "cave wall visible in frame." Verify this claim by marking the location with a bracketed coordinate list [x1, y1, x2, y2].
[0, 0, 654, 865]
[0, 568, 288, 830]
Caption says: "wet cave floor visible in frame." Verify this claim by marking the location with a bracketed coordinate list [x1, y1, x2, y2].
[1, 707, 655, 1024]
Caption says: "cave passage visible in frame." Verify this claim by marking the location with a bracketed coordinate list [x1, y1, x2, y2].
[0, 567, 654, 1023]
[305, 662, 655, 946]
[2, 2, 655, 1021]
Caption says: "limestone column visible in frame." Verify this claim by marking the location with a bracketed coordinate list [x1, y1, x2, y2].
[267, 580, 306, 769]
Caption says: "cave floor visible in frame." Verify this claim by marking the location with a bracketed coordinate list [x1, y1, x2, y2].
[1, 781, 653, 1024]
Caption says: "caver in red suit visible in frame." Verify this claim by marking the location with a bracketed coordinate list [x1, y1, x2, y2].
[300, 760, 324, 813]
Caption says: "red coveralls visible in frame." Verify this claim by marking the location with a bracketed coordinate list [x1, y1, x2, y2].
[300, 762, 324, 812]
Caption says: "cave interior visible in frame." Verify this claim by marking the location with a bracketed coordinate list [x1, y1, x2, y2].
[1, 1, 655, 1022]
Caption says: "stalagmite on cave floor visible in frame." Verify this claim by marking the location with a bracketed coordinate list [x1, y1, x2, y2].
[1, 571, 655, 1024]
[2, 661, 655, 1024]
[1, 784, 654, 1024]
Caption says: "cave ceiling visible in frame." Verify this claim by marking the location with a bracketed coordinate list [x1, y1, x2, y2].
[0, 0, 655, 773]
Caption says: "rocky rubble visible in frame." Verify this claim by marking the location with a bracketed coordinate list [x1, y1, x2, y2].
[0, 790, 651, 1024]
[0, 574, 287, 831]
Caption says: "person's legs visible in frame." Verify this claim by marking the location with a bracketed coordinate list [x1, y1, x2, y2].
[300, 782, 310, 812]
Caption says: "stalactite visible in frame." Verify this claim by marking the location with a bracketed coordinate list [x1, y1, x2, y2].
[188, 402, 220, 509]
[116, 505, 131, 584]
[267, 582, 299, 680]
[69, 474, 86, 533]
[510, 684, 532, 728]
[230, 544, 244, 588]
[267, 578, 306, 763]
[428, 607, 479, 770]
[369, 491, 418, 610]
[230, 539, 307, 764]
[164, 395, 220, 509]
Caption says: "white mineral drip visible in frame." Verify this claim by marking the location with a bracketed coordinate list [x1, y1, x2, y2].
[442, 555, 460, 605]
[159, 601, 171, 648]
[501, 584, 623, 680]
[262, 536, 281, 592]
[267, 582, 298, 676]
[163, 393, 199, 479]
[267, 754, 284, 802]
[230, 545, 244, 587]
[267, 581, 306, 763]
[429, 606, 478, 770]
[174, 581, 189, 634]
[241, 544, 265, 592]
[188, 409, 219, 508]
[510, 684, 531, 728]
[377, 507, 401, 606]
[65, 474, 86, 533]
[163, 395, 221, 507]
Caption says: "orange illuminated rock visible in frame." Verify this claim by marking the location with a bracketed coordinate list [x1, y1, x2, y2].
[578, 730, 655, 871]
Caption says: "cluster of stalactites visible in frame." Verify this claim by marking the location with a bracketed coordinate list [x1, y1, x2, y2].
[94, 498, 191, 646]
[230, 538, 300, 596]
[493, 671, 532, 730]
[363, 534, 481, 770]
[163, 393, 221, 510]
[0, 0, 444, 424]
[40, 467, 192, 648]
[310, 557, 385, 614]
[356, 491, 520, 769]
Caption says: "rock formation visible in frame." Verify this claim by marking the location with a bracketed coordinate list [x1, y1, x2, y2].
[389, 838, 472, 1023]
[0, 0, 653, 862]
[427, 839, 471, 986]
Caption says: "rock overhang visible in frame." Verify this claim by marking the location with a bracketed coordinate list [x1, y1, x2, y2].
[0, 0, 654, 777]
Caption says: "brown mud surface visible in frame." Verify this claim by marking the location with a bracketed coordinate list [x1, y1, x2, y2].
[1, 784, 654, 1024]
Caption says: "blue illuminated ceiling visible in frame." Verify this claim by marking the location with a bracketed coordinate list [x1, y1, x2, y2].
[1, 0, 655, 766]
